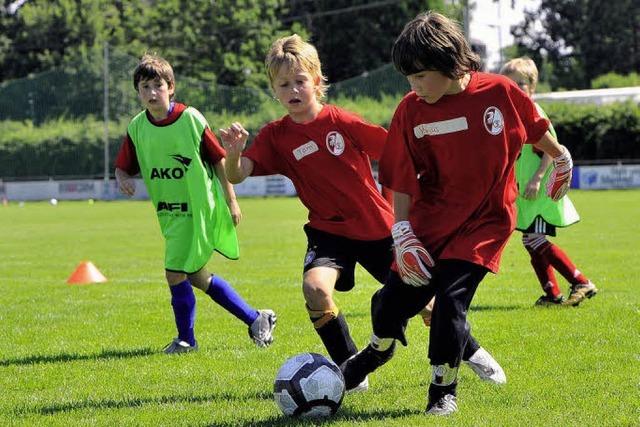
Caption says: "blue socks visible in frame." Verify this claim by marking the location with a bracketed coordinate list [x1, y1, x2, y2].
[169, 279, 196, 346]
[206, 275, 258, 325]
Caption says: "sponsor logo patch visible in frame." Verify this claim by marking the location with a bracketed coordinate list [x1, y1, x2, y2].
[150, 154, 192, 180]
[171, 154, 192, 168]
[150, 167, 185, 180]
[157, 201, 189, 212]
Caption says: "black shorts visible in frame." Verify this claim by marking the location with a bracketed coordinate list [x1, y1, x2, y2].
[303, 225, 393, 292]
[521, 216, 557, 236]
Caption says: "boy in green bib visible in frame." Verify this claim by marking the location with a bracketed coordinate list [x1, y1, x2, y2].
[115, 54, 276, 353]
[501, 57, 598, 307]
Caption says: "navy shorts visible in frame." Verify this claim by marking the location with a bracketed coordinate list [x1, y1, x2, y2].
[303, 225, 393, 291]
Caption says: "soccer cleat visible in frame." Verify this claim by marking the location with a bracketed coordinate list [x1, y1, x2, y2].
[163, 338, 198, 354]
[534, 294, 566, 306]
[426, 393, 458, 416]
[464, 347, 506, 385]
[564, 282, 598, 306]
[340, 342, 396, 391]
[346, 376, 369, 394]
[249, 309, 277, 347]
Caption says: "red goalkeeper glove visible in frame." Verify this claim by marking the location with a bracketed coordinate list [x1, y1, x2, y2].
[391, 221, 435, 287]
[546, 147, 573, 201]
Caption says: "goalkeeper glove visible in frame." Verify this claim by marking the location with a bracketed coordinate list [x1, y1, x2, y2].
[391, 221, 435, 287]
[546, 147, 573, 201]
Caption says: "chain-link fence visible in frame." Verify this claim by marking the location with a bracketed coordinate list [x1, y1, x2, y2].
[0, 48, 410, 180]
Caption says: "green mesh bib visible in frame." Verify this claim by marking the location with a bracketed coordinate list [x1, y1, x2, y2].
[128, 107, 239, 272]
[515, 103, 579, 230]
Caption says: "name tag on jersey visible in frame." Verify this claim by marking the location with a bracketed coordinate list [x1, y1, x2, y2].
[414, 117, 468, 138]
[292, 141, 319, 161]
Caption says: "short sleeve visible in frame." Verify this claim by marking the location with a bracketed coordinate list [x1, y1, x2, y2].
[335, 107, 388, 160]
[378, 101, 420, 197]
[201, 127, 225, 165]
[114, 134, 140, 175]
[509, 83, 549, 144]
[243, 124, 282, 176]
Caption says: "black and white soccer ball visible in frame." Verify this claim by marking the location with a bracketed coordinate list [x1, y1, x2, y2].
[273, 352, 345, 418]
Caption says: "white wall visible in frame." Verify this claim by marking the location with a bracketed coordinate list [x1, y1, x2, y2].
[0, 175, 296, 201]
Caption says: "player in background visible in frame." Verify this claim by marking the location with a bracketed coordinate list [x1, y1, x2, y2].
[500, 57, 597, 307]
[221, 34, 504, 392]
[341, 12, 574, 415]
[114, 54, 276, 354]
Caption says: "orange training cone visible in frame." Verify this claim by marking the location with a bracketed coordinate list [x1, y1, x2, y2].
[67, 261, 107, 285]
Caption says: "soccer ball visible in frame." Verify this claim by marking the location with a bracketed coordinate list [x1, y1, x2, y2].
[273, 352, 345, 418]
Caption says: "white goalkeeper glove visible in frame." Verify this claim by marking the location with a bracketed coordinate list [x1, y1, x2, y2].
[546, 147, 573, 201]
[391, 221, 435, 287]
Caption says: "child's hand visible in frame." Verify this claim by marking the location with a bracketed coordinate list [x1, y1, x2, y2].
[219, 122, 249, 157]
[524, 177, 541, 200]
[117, 174, 136, 197]
[546, 147, 573, 201]
[391, 221, 435, 287]
[228, 198, 242, 226]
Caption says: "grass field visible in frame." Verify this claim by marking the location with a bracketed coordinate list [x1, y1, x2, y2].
[1, 190, 639, 426]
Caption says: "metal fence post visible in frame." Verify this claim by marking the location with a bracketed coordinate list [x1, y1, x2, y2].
[103, 41, 110, 199]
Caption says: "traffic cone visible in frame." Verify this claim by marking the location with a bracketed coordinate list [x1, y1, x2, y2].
[67, 261, 107, 285]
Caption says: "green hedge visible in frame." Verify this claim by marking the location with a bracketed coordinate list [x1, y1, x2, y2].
[540, 101, 640, 161]
[1, 99, 639, 179]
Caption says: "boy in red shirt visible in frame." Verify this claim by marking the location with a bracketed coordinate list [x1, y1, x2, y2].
[221, 35, 504, 391]
[341, 12, 572, 415]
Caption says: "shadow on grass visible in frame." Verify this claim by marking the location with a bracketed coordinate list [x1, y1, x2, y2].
[207, 406, 422, 426]
[0, 347, 155, 367]
[469, 304, 523, 312]
[14, 390, 273, 416]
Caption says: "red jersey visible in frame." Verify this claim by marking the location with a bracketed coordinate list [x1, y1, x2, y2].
[115, 102, 225, 174]
[244, 104, 394, 240]
[380, 72, 549, 272]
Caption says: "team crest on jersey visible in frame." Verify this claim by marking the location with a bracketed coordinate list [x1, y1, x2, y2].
[326, 131, 345, 156]
[304, 250, 316, 267]
[483, 107, 504, 135]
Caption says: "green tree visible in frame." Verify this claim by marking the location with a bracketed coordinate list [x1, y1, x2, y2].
[282, 0, 455, 83]
[118, 0, 294, 88]
[0, 0, 125, 81]
[0, 0, 296, 89]
[512, 0, 640, 89]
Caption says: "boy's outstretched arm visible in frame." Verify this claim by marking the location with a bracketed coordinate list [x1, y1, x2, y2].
[220, 122, 254, 184]
[533, 131, 573, 201]
[214, 159, 242, 226]
[115, 167, 136, 197]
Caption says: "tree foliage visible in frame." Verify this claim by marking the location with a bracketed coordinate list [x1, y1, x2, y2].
[282, 0, 455, 82]
[0, 0, 459, 87]
[512, 0, 640, 89]
[0, 0, 296, 87]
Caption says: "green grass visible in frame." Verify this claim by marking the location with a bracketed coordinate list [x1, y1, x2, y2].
[1, 190, 639, 426]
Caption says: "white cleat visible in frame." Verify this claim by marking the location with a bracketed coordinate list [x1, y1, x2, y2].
[426, 394, 458, 416]
[464, 347, 506, 385]
[346, 376, 369, 394]
[163, 338, 198, 354]
[248, 309, 277, 348]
